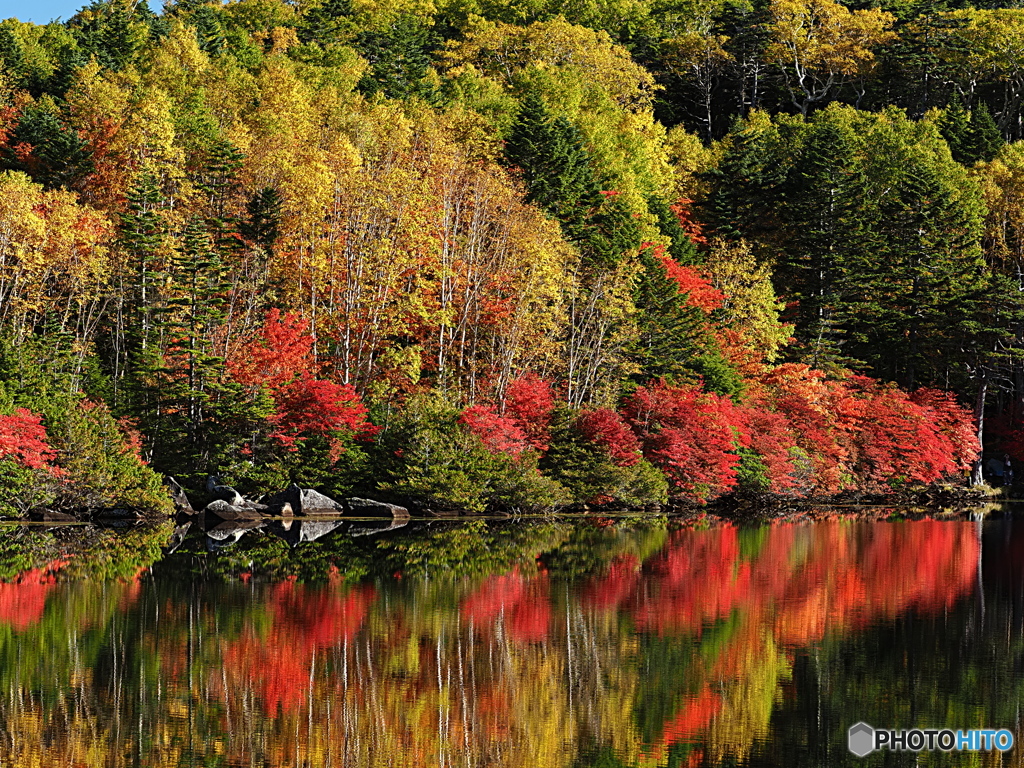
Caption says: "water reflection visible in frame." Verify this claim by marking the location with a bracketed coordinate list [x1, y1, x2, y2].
[0, 516, 1011, 767]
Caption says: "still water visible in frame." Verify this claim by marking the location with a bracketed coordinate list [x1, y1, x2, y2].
[0, 513, 1018, 767]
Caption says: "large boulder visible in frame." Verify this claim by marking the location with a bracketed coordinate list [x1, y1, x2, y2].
[204, 499, 265, 524]
[28, 509, 78, 523]
[164, 521, 192, 554]
[263, 484, 345, 516]
[347, 497, 410, 519]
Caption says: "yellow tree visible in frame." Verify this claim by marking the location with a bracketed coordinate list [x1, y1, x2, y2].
[766, 0, 895, 114]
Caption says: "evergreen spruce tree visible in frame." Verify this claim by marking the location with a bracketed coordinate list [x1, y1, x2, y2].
[2, 104, 93, 190]
[0, 26, 26, 90]
[241, 187, 284, 253]
[298, 0, 354, 46]
[940, 98, 1003, 165]
[844, 158, 988, 388]
[356, 15, 439, 100]
[704, 113, 788, 242]
[966, 102, 1003, 164]
[196, 137, 245, 252]
[648, 196, 699, 266]
[779, 113, 865, 368]
[631, 246, 742, 397]
[70, 0, 148, 72]
[939, 96, 971, 164]
[504, 94, 601, 235]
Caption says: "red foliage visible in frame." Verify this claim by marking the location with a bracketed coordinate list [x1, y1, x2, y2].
[229, 309, 314, 390]
[909, 388, 978, 472]
[756, 364, 853, 494]
[460, 569, 552, 643]
[622, 381, 748, 501]
[223, 583, 376, 714]
[582, 554, 640, 610]
[738, 405, 798, 492]
[229, 309, 376, 454]
[460, 405, 532, 456]
[753, 368, 975, 494]
[0, 560, 67, 631]
[460, 372, 555, 456]
[0, 407, 60, 473]
[270, 376, 376, 456]
[670, 198, 708, 246]
[576, 408, 642, 467]
[502, 372, 555, 451]
[657, 687, 722, 749]
[845, 377, 962, 490]
[661, 259, 724, 312]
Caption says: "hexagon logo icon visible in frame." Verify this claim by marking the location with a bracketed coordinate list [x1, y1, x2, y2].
[848, 722, 875, 757]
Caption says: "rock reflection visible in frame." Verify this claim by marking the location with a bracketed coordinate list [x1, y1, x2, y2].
[0, 519, 990, 767]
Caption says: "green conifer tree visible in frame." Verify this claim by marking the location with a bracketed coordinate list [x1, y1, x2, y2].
[648, 196, 699, 266]
[631, 245, 741, 397]
[779, 113, 865, 368]
[356, 15, 439, 100]
[966, 101, 1003, 164]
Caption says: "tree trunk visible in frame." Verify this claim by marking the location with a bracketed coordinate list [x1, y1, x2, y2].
[971, 370, 988, 485]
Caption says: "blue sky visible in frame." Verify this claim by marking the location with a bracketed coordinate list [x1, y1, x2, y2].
[0, 1, 91, 23]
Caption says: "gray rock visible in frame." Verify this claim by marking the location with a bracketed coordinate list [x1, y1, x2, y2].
[263, 484, 344, 516]
[349, 518, 409, 537]
[347, 497, 410, 519]
[165, 476, 195, 514]
[205, 522, 263, 551]
[206, 475, 245, 506]
[299, 520, 345, 542]
[300, 488, 346, 514]
[204, 499, 264, 523]
[164, 521, 192, 554]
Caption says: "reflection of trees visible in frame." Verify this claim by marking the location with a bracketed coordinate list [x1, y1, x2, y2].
[0, 519, 989, 768]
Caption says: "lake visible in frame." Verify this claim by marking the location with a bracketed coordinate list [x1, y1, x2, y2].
[0, 512, 1017, 767]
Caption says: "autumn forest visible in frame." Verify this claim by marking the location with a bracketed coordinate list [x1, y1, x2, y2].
[2, 0, 1022, 513]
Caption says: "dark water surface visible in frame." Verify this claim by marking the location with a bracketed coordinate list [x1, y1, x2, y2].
[0, 513, 1020, 767]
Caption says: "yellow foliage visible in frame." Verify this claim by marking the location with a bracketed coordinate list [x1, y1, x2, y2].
[767, 0, 895, 112]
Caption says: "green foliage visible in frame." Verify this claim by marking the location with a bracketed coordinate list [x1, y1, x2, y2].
[736, 447, 770, 493]
[1, 100, 93, 189]
[631, 246, 742, 397]
[504, 93, 602, 236]
[940, 98, 1003, 166]
[355, 14, 440, 100]
[542, 407, 669, 506]
[0, 335, 171, 514]
[0, 460, 53, 518]
[649, 195, 699, 266]
[374, 393, 569, 512]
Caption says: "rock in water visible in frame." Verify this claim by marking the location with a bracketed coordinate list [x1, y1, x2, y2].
[299, 520, 344, 542]
[29, 509, 78, 523]
[263, 484, 344, 515]
[206, 475, 245, 506]
[347, 497, 410, 519]
[300, 488, 346, 514]
[204, 499, 263, 523]
[205, 522, 263, 551]
[349, 518, 409, 537]
[165, 476, 195, 514]
[164, 521, 192, 554]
